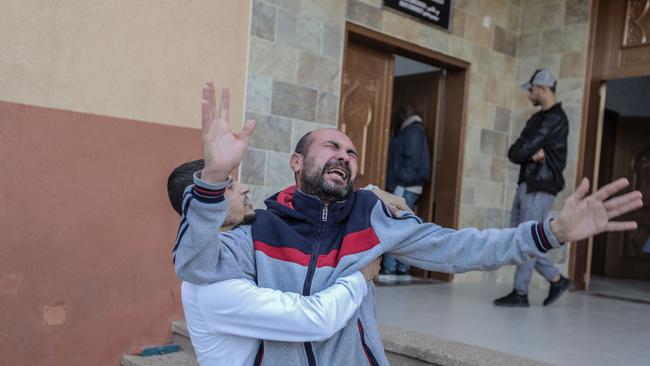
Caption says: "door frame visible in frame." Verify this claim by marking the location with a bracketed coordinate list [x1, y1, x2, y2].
[571, 0, 650, 289]
[341, 23, 470, 281]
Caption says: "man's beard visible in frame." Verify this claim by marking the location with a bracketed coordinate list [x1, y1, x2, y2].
[300, 157, 355, 202]
[530, 97, 541, 106]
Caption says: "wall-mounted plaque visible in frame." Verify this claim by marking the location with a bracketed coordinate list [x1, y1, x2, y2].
[383, 0, 453, 31]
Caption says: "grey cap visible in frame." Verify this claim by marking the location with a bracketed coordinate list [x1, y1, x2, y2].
[521, 69, 557, 91]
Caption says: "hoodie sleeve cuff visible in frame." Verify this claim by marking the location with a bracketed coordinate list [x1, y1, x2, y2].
[191, 171, 232, 204]
[531, 218, 564, 253]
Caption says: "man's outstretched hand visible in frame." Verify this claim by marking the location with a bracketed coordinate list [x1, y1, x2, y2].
[201, 82, 256, 184]
[550, 178, 643, 243]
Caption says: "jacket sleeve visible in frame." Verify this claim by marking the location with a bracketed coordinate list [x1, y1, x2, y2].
[187, 272, 368, 342]
[395, 127, 427, 185]
[172, 172, 256, 285]
[508, 114, 565, 164]
[370, 203, 563, 273]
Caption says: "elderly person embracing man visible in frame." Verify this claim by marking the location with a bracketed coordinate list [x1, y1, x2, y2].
[174, 82, 643, 366]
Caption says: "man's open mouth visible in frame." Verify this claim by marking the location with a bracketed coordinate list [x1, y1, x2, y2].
[326, 167, 348, 180]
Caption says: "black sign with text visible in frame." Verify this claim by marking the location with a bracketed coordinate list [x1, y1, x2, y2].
[383, 0, 453, 30]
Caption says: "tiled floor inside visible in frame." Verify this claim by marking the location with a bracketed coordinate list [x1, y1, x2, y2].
[588, 275, 650, 304]
[374, 281, 650, 366]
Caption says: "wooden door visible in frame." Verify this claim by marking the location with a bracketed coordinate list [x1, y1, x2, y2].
[392, 72, 443, 222]
[339, 40, 394, 190]
[595, 0, 650, 79]
[604, 116, 650, 280]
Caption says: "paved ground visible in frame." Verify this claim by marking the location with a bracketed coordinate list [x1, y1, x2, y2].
[375, 281, 650, 366]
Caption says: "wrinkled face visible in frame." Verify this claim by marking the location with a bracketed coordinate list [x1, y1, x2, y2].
[295, 129, 359, 202]
[528, 85, 543, 106]
[224, 181, 253, 226]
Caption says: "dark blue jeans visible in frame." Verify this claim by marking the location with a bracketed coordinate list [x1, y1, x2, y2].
[382, 190, 419, 274]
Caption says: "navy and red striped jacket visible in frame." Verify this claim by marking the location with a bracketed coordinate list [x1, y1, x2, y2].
[174, 175, 563, 365]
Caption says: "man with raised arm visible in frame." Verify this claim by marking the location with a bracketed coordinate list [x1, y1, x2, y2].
[168, 159, 382, 365]
[174, 82, 643, 365]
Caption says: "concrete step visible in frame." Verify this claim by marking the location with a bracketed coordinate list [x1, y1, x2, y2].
[126, 320, 549, 365]
[380, 324, 553, 366]
[121, 351, 198, 366]
[121, 321, 197, 366]
[171, 320, 195, 356]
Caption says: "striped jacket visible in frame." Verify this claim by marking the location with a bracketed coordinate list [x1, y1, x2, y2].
[174, 173, 563, 365]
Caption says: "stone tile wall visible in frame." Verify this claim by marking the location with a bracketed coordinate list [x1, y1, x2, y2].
[243, 0, 345, 206]
[242, 0, 591, 287]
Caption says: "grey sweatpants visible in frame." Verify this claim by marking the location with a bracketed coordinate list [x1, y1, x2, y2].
[511, 183, 560, 294]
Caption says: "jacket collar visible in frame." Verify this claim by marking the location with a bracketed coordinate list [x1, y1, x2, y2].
[400, 115, 423, 131]
[265, 185, 356, 225]
[542, 102, 562, 114]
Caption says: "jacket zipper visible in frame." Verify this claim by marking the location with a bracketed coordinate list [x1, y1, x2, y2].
[302, 204, 328, 366]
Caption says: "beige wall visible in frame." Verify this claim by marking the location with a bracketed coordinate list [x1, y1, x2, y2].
[0, 2, 252, 364]
[0, 0, 251, 129]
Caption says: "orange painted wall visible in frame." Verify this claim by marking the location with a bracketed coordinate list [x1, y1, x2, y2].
[0, 101, 202, 365]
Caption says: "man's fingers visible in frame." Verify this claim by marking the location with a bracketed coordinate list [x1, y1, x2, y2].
[206, 81, 216, 110]
[572, 177, 590, 202]
[388, 204, 401, 218]
[203, 82, 217, 121]
[219, 87, 230, 121]
[592, 178, 630, 201]
[603, 191, 641, 209]
[606, 221, 638, 232]
[201, 100, 211, 131]
[239, 119, 256, 142]
[606, 197, 644, 219]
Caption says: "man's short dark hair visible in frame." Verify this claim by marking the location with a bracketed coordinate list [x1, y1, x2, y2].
[167, 159, 204, 215]
[396, 104, 416, 120]
[294, 131, 314, 155]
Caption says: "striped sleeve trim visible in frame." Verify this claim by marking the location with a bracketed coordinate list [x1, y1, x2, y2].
[531, 221, 560, 253]
[190, 171, 231, 204]
[192, 185, 226, 203]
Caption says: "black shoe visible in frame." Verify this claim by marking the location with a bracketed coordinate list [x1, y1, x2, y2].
[493, 290, 529, 307]
[395, 269, 410, 275]
[379, 268, 394, 275]
[544, 276, 570, 306]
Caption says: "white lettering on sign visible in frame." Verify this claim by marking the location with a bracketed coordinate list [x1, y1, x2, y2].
[398, 0, 442, 21]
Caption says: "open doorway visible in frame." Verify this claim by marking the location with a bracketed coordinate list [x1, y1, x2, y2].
[572, 0, 650, 292]
[392, 55, 444, 225]
[589, 75, 650, 302]
[339, 23, 469, 282]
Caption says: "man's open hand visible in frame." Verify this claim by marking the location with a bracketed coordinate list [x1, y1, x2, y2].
[201, 82, 256, 184]
[550, 178, 643, 243]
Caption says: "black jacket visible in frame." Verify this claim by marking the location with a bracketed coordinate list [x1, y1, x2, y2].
[508, 103, 569, 195]
[386, 121, 431, 192]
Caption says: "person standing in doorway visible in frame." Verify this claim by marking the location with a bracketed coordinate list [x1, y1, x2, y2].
[383, 104, 432, 277]
[494, 69, 571, 307]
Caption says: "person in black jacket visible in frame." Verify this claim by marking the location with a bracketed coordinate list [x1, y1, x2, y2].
[494, 69, 571, 307]
[383, 104, 432, 276]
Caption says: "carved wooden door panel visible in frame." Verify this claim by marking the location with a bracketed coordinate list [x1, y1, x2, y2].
[600, 0, 650, 79]
[605, 116, 650, 280]
[392, 72, 443, 223]
[339, 40, 394, 190]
